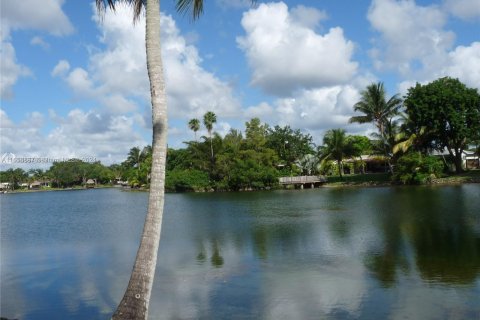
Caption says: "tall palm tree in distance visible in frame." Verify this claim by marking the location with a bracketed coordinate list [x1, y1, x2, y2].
[349, 82, 402, 139]
[95, 0, 207, 319]
[188, 118, 200, 141]
[203, 111, 217, 161]
[318, 129, 352, 178]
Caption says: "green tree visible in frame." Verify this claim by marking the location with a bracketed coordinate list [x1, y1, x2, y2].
[126, 147, 143, 168]
[0, 168, 27, 189]
[266, 125, 314, 173]
[403, 77, 480, 173]
[48, 160, 87, 187]
[392, 152, 444, 184]
[188, 118, 200, 141]
[203, 111, 217, 161]
[295, 154, 320, 175]
[244, 118, 269, 151]
[345, 135, 372, 174]
[349, 82, 402, 140]
[318, 129, 353, 178]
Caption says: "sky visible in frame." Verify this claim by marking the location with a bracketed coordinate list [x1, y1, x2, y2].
[1, 0, 479, 167]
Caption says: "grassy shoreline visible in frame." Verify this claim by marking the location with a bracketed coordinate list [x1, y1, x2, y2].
[1, 185, 114, 194]
[322, 170, 480, 188]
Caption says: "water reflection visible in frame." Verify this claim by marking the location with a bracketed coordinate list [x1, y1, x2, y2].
[365, 186, 480, 287]
[1, 186, 480, 319]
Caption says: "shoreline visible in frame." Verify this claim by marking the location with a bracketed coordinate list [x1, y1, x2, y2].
[1, 185, 115, 194]
[2, 172, 479, 194]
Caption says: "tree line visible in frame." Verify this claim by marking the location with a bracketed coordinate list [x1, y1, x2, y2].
[1, 77, 478, 190]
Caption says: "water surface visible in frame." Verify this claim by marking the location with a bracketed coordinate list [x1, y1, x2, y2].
[1, 185, 480, 319]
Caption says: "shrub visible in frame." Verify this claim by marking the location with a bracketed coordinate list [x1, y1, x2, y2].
[393, 152, 444, 184]
[165, 169, 211, 192]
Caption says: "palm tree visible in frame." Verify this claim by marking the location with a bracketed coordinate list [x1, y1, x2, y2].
[203, 111, 217, 161]
[96, 1, 205, 319]
[188, 118, 200, 141]
[349, 82, 402, 139]
[318, 129, 352, 178]
[127, 146, 142, 166]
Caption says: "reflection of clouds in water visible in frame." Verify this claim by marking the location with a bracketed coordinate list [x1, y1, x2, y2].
[263, 261, 367, 319]
[1, 241, 137, 319]
[148, 238, 247, 319]
[3, 188, 480, 319]
[389, 280, 480, 320]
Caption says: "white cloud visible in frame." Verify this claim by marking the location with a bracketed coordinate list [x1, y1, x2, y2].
[0, 0, 73, 100]
[444, 0, 480, 21]
[65, 68, 95, 97]
[237, 2, 358, 96]
[1, 0, 74, 36]
[274, 86, 361, 131]
[0, 42, 32, 99]
[160, 13, 241, 118]
[51, 60, 71, 77]
[443, 42, 480, 89]
[368, 0, 455, 76]
[0, 108, 146, 167]
[30, 36, 50, 50]
[243, 84, 376, 144]
[244, 102, 275, 119]
[290, 5, 328, 29]
[368, 0, 480, 91]
[58, 3, 240, 118]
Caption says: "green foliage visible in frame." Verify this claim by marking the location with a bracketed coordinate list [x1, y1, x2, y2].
[346, 135, 372, 157]
[188, 118, 200, 140]
[404, 77, 480, 173]
[48, 160, 115, 187]
[349, 82, 402, 139]
[244, 118, 268, 151]
[392, 152, 444, 185]
[266, 124, 314, 172]
[165, 169, 210, 192]
[0, 168, 28, 189]
[318, 129, 354, 178]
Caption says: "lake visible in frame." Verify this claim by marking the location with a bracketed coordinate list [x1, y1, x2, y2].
[1, 185, 480, 319]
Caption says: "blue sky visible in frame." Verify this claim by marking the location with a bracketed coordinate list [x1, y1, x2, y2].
[1, 0, 479, 166]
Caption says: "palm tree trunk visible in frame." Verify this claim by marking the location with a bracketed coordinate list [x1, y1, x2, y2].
[112, 0, 166, 319]
[209, 131, 214, 162]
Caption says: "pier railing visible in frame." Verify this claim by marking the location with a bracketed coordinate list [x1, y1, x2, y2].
[278, 175, 326, 185]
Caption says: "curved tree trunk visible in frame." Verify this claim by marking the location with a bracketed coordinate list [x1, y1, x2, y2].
[112, 0, 167, 319]
[337, 159, 343, 178]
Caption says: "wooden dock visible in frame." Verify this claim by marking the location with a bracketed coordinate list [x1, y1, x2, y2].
[278, 175, 326, 189]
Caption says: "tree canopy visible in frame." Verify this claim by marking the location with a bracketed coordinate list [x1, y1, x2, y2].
[403, 77, 480, 173]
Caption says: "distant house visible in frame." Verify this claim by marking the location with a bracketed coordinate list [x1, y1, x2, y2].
[20, 183, 29, 189]
[431, 148, 480, 170]
[86, 179, 96, 188]
[0, 182, 11, 191]
[343, 155, 389, 174]
[30, 181, 41, 190]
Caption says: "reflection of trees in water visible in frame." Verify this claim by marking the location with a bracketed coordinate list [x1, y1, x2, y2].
[194, 219, 313, 267]
[193, 220, 314, 270]
[412, 211, 480, 285]
[365, 187, 480, 286]
[211, 241, 224, 268]
[364, 206, 409, 287]
[196, 240, 224, 268]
